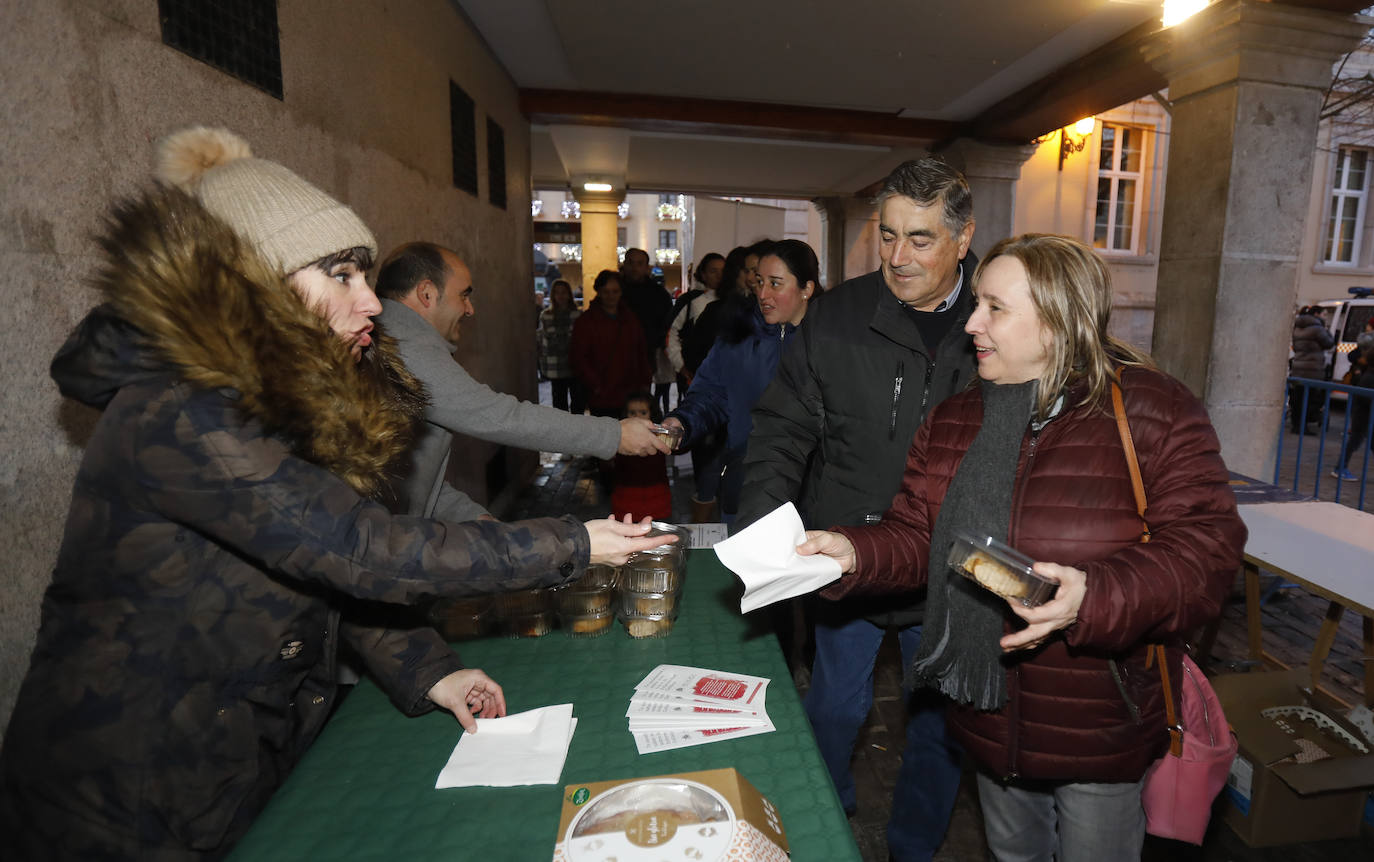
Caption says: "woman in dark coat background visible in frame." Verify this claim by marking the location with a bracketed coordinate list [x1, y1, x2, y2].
[799, 234, 1246, 861]
[569, 269, 652, 418]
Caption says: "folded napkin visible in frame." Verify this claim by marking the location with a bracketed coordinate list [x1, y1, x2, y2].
[435, 703, 577, 788]
[713, 502, 841, 613]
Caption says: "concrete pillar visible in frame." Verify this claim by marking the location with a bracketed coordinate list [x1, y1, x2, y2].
[813, 195, 880, 288]
[940, 139, 1037, 261]
[1145, 0, 1367, 477]
[573, 188, 625, 302]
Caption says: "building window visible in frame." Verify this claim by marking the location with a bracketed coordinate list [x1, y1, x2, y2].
[487, 118, 506, 209]
[1093, 123, 1146, 254]
[659, 229, 677, 249]
[450, 81, 478, 195]
[158, 0, 283, 99]
[1323, 146, 1370, 265]
[617, 227, 627, 245]
[658, 194, 675, 206]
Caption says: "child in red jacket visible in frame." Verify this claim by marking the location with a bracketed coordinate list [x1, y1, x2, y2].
[611, 391, 672, 521]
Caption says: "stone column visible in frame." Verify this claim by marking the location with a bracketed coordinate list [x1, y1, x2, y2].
[813, 195, 880, 288]
[939, 139, 1037, 261]
[1145, 0, 1367, 477]
[573, 188, 625, 302]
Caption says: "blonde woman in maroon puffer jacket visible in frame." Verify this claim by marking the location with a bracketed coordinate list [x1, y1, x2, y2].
[799, 234, 1246, 862]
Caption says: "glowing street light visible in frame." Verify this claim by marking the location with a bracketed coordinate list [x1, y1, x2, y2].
[1163, 0, 1208, 28]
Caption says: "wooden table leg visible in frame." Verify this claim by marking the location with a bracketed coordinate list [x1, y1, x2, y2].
[1245, 563, 1263, 663]
[1309, 601, 1346, 693]
[1364, 616, 1373, 708]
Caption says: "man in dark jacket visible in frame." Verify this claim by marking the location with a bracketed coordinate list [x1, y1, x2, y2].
[620, 247, 674, 366]
[737, 158, 978, 862]
[1289, 305, 1334, 433]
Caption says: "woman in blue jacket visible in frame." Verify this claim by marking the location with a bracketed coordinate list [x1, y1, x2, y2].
[664, 239, 818, 519]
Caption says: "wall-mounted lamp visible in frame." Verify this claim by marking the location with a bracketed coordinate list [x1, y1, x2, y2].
[1058, 117, 1097, 171]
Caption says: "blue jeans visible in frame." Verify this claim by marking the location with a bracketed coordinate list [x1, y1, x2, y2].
[804, 615, 962, 862]
[976, 773, 1146, 862]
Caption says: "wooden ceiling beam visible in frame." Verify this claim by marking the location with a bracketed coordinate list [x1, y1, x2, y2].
[520, 89, 956, 148]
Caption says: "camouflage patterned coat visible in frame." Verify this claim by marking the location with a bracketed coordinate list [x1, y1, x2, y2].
[0, 188, 588, 860]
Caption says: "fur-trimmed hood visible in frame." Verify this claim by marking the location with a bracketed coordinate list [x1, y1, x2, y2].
[52, 185, 425, 497]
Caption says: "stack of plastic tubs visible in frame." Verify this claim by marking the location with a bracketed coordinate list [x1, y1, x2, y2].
[555, 564, 619, 637]
[617, 522, 690, 638]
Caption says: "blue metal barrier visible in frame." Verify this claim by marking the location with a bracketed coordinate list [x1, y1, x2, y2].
[1278, 377, 1373, 511]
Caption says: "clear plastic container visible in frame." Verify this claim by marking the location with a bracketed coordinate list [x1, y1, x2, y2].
[493, 587, 554, 618]
[947, 531, 1057, 607]
[650, 423, 684, 450]
[554, 565, 618, 615]
[616, 587, 681, 618]
[499, 611, 555, 638]
[619, 559, 683, 593]
[428, 596, 493, 641]
[559, 610, 615, 638]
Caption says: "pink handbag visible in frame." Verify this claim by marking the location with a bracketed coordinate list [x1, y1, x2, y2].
[1112, 381, 1238, 844]
[1138, 645, 1238, 844]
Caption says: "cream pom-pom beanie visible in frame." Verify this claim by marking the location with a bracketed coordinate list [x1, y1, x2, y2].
[156, 126, 376, 274]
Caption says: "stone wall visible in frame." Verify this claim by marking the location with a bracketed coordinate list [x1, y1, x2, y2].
[0, 0, 534, 735]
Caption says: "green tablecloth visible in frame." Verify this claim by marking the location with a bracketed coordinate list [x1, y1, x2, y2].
[230, 551, 859, 861]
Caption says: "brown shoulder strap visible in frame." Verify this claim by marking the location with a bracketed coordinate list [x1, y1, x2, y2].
[1111, 378, 1151, 543]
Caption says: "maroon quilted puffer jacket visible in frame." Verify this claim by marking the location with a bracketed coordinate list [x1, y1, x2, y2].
[825, 366, 1246, 782]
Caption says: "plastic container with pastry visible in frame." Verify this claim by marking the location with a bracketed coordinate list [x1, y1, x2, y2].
[947, 531, 1057, 607]
[493, 586, 554, 618]
[624, 522, 690, 569]
[616, 587, 682, 618]
[498, 611, 555, 638]
[559, 609, 615, 638]
[554, 565, 618, 616]
[619, 559, 682, 593]
[618, 608, 679, 639]
[428, 595, 493, 641]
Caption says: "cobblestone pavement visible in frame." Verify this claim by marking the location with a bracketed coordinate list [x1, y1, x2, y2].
[501, 384, 1374, 861]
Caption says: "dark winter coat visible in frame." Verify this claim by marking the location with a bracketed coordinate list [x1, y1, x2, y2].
[667, 306, 796, 462]
[822, 366, 1247, 782]
[569, 299, 652, 411]
[0, 187, 588, 860]
[737, 263, 978, 626]
[1290, 311, 1334, 379]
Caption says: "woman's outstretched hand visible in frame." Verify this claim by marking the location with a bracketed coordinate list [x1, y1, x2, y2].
[795, 530, 857, 574]
[584, 515, 675, 565]
[999, 561, 1087, 652]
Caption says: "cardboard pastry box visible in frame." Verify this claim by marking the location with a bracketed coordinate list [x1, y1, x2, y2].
[1212, 670, 1374, 847]
[551, 767, 789, 861]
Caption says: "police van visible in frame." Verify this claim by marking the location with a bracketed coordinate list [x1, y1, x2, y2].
[1311, 287, 1374, 383]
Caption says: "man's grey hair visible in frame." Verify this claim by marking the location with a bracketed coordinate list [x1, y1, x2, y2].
[875, 158, 973, 236]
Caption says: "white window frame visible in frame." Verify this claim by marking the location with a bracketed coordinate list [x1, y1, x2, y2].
[1322, 145, 1370, 266]
[1092, 122, 1148, 256]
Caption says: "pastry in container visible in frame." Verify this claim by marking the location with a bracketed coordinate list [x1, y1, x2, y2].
[620, 613, 677, 639]
[499, 611, 555, 638]
[560, 610, 615, 638]
[947, 531, 1057, 607]
[428, 596, 493, 641]
[619, 559, 682, 593]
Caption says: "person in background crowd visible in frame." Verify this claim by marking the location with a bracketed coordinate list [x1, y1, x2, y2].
[611, 391, 673, 522]
[667, 251, 726, 385]
[619, 247, 674, 369]
[663, 240, 818, 522]
[570, 269, 652, 419]
[538, 279, 585, 414]
[1289, 304, 1334, 434]
[673, 244, 764, 522]
[0, 127, 668, 860]
[1334, 316, 1374, 480]
[799, 233, 1246, 861]
[375, 245, 665, 525]
[737, 159, 979, 861]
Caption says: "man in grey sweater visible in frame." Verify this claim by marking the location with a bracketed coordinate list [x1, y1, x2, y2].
[375, 242, 666, 521]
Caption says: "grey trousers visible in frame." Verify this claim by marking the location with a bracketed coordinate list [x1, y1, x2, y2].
[976, 773, 1146, 862]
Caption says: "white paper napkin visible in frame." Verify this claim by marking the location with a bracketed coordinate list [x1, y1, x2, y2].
[712, 502, 841, 613]
[434, 703, 577, 788]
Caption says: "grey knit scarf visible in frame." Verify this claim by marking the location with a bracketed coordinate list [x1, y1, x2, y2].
[907, 380, 1038, 710]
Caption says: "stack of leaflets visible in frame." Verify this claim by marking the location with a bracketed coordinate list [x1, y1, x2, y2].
[627, 664, 775, 754]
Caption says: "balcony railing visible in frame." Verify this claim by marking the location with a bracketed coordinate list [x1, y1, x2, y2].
[1278, 377, 1372, 511]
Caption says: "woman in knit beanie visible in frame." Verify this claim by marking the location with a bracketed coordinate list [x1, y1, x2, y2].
[0, 127, 667, 860]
